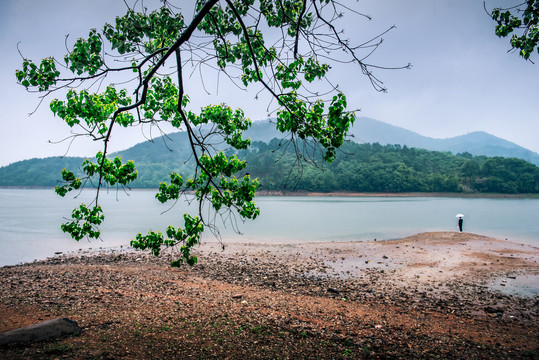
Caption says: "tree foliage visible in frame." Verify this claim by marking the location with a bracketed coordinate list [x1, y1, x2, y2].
[16, 0, 408, 266]
[488, 0, 539, 61]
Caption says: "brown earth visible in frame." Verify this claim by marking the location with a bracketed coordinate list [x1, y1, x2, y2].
[0, 231, 538, 359]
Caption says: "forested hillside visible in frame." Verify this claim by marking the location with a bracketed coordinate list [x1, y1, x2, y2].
[238, 140, 538, 193]
[347, 118, 539, 166]
[0, 157, 84, 187]
[1, 137, 537, 194]
[245, 119, 539, 166]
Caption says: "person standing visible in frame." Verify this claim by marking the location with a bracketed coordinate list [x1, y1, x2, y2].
[458, 216, 463, 232]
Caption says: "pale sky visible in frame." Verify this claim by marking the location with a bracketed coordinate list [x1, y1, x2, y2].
[0, 0, 538, 167]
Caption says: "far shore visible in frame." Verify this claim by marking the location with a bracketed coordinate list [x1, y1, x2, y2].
[255, 190, 539, 199]
[2, 186, 538, 199]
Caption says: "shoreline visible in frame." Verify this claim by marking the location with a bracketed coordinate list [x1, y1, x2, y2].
[255, 190, 539, 199]
[3, 228, 537, 269]
[2, 187, 538, 199]
[24, 231, 537, 297]
[1, 232, 538, 358]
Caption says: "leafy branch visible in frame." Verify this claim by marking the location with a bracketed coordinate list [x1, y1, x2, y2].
[487, 0, 539, 61]
[16, 0, 406, 266]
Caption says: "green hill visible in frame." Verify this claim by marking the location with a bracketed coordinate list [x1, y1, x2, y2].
[247, 118, 539, 166]
[0, 157, 85, 188]
[1, 131, 538, 194]
[240, 140, 538, 194]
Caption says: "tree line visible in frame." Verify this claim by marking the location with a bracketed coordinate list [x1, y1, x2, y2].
[1, 139, 537, 194]
[237, 140, 539, 194]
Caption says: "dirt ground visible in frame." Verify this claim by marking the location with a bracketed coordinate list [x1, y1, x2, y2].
[0, 231, 538, 359]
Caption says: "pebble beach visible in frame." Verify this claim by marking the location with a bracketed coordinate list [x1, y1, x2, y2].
[0, 231, 537, 359]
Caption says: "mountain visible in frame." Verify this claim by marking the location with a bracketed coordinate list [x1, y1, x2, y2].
[244, 118, 539, 165]
[1, 117, 538, 189]
[1, 121, 538, 193]
[348, 118, 539, 165]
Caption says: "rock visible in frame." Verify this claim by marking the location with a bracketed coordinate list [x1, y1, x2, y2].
[484, 306, 504, 315]
[327, 287, 340, 294]
[232, 294, 243, 299]
[0, 317, 81, 345]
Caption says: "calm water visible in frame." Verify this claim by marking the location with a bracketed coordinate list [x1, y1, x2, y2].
[1, 189, 538, 266]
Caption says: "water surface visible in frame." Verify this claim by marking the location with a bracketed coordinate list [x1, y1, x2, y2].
[1, 189, 538, 266]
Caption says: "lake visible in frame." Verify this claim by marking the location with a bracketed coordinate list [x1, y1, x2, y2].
[1, 189, 538, 266]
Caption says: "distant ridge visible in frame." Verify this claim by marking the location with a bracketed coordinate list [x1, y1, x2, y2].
[1, 117, 538, 189]
[245, 118, 539, 165]
[1, 119, 537, 193]
[349, 117, 539, 166]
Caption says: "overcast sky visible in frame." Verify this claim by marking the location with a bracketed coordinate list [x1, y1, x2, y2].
[0, 0, 538, 167]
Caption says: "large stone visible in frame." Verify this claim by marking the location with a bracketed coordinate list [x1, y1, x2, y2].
[0, 318, 81, 345]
